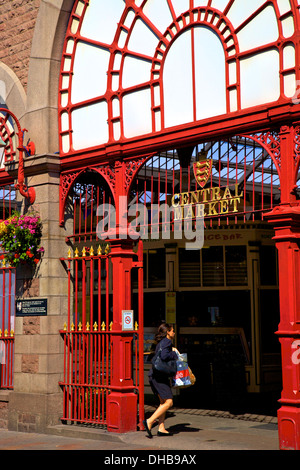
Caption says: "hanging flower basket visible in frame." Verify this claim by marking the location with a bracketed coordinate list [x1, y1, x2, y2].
[0, 212, 44, 267]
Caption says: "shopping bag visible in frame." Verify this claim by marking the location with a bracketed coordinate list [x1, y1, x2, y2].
[172, 353, 196, 388]
[172, 360, 191, 387]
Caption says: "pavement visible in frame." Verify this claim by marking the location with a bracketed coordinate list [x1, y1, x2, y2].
[0, 405, 281, 454]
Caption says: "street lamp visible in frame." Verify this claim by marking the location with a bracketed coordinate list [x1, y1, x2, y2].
[0, 108, 35, 205]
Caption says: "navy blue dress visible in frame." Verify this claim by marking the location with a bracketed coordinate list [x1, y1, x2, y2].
[148, 337, 178, 400]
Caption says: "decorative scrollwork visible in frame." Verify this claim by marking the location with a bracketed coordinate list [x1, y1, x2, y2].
[97, 165, 115, 192]
[60, 171, 81, 200]
[241, 131, 281, 177]
[124, 155, 154, 193]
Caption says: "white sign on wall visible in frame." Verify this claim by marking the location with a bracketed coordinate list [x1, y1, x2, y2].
[122, 310, 134, 330]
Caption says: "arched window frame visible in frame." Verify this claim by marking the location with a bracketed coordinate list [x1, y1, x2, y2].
[58, 0, 300, 160]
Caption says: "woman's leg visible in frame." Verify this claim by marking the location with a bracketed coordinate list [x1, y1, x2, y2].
[147, 397, 173, 431]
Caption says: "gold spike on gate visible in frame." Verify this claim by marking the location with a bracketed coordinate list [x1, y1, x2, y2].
[135, 321, 138, 331]
[78, 322, 82, 331]
[63, 323, 67, 331]
[82, 247, 86, 257]
[93, 322, 98, 331]
[0, 329, 2, 336]
[10, 329, 14, 337]
[75, 248, 79, 258]
[71, 323, 75, 331]
[97, 245, 102, 255]
[86, 322, 90, 331]
[90, 246, 94, 256]
[4, 329, 8, 337]
[109, 321, 113, 331]
[105, 244, 110, 254]
[101, 321, 106, 331]
[67, 248, 72, 258]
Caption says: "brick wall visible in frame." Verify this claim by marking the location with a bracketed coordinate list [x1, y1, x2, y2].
[0, 0, 41, 90]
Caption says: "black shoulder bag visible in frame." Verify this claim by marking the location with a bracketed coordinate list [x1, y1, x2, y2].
[151, 347, 177, 376]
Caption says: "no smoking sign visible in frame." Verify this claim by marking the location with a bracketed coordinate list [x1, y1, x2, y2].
[122, 310, 134, 330]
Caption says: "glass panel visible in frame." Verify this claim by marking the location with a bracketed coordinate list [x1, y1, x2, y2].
[194, 26, 226, 120]
[112, 98, 120, 116]
[122, 56, 152, 89]
[171, 0, 189, 17]
[61, 92, 68, 107]
[61, 75, 70, 89]
[229, 88, 238, 112]
[154, 110, 161, 131]
[63, 57, 71, 72]
[113, 121, 121, 140]
[72, 101, 109, 150]
[260, 245, 277, 285]
[284, 73, 296, 98]
[123, 88, 152, 138]
[210, 0, 230, 12]
[260, 289, 280, 354]
[163, 30, 193, 127]
[226, 0, 267, 29]
[225, 246, 247, 286]
[143, 0, 173, 34]
[283, 44, 295, 69]
[118, 30, 128, 49]
[71, 18, 80, 35]
[127, 18, 159, 57]
[62, 134, 70, 154]
[75, 1, 85, 16]
[66, 38, 75, 54]
[277, 0, 291, 15]
[179, 248, 200, 287]
[237, 6, 278, 53]
[281, 15, 295, 39]
[80, 0, 125, 45]
[148, 248, 166, 288]
[240, 50, 280, 108]
[61, 112, 69, 132]
[71, 42, 110, 103]
[202, 246, 224, 286]
[124, 9, 135, 28]
[229, 61, 237, 85]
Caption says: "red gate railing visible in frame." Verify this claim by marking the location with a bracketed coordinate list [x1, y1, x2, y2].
[0, 264, 15, 389]
[59, 244, 144, 427]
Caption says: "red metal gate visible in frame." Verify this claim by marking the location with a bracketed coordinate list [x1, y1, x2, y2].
[0, 264, 15, 389]
[59, 241, 144, 429]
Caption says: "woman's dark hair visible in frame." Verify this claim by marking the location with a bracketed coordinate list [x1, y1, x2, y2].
[154, 322, 173, 343]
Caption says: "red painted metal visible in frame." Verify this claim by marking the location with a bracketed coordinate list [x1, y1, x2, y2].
[59, 244, 144, 430]
[0, 265, 15, 390]
[0, 108, 35, 205]
[56, 0, 300, 446]
[265, 124, 300, 450]
[58, 0, 300, 168]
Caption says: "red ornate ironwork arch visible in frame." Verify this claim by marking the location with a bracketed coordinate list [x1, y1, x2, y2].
[59, 165, 115, 226]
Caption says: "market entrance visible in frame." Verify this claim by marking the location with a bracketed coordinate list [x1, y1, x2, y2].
[128, 134, 282, 414]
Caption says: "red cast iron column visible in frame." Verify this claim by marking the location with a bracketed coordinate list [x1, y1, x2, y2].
[267, 125, 300, 450]
[106, 160, 138, 433]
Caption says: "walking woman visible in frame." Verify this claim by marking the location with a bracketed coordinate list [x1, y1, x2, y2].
[143, 323, 178, 438]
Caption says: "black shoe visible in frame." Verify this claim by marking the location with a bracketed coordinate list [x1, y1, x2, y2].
[157, 431, 173, 436]
[143, 419, 153, 438]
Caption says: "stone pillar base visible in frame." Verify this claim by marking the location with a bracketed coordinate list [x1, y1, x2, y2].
[8, 392, 63, 434]
[107, 392, 137, 433]
[278, 406, 300, 450]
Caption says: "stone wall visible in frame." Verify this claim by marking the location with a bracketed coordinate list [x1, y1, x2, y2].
[0, 0, 41, 90]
